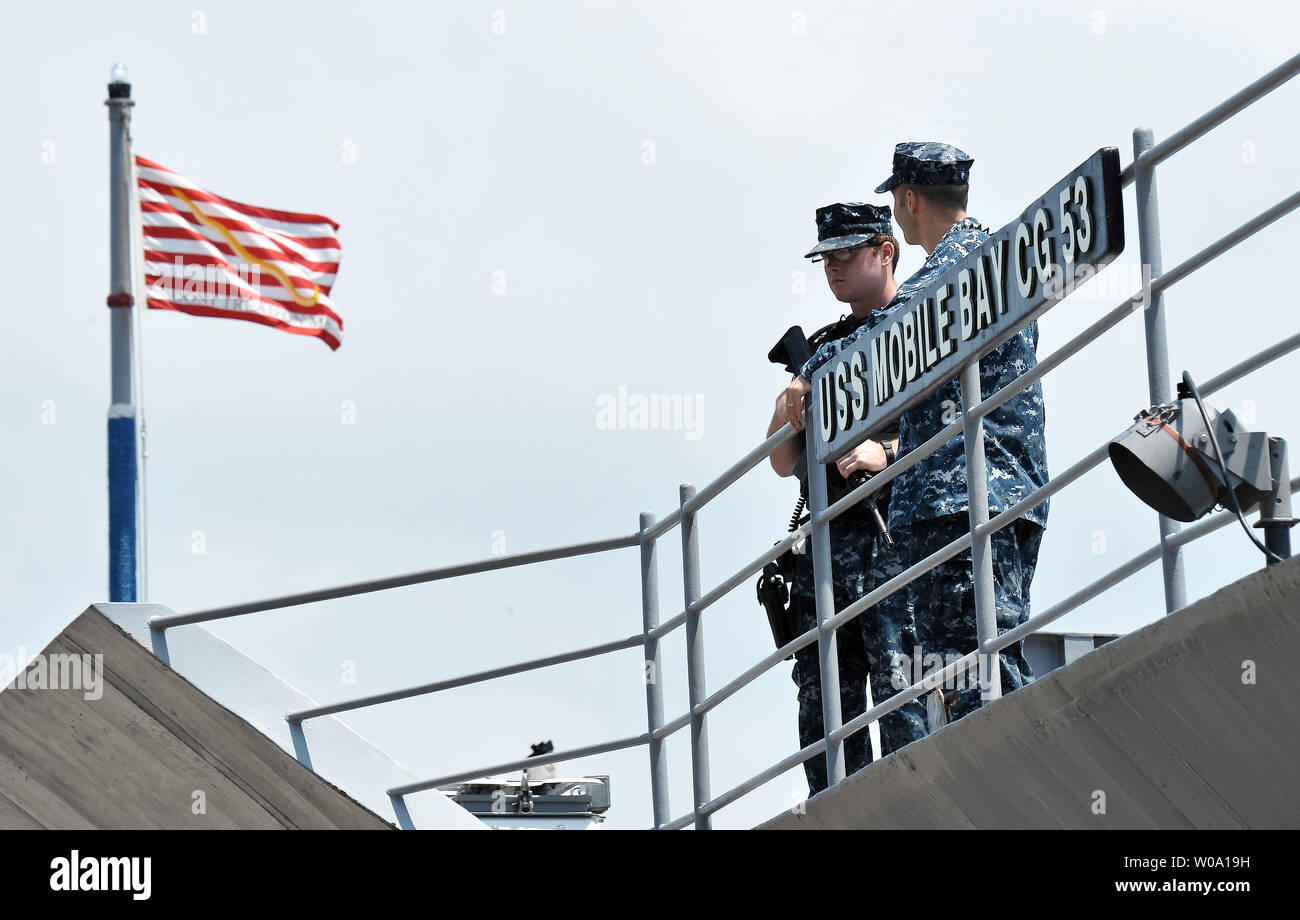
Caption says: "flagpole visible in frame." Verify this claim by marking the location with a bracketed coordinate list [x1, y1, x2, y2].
[106, 64, 138, 602]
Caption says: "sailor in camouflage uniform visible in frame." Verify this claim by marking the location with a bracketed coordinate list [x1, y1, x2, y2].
[767, 203, 927, 796]
[786, 143, 1049, 729]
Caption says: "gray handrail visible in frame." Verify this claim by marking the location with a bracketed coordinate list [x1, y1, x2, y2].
[372, 238, 1300, 824]
[150, 532, 639, 630]
[692, 475, 1300, 820]
[1119, 52, 1300, 186]
[287, 632, 644, 723]
[376, 330, 1300, 811]
[388, 733, 650, 797]
[142, 52, 1300, 830]
[388, 55, 1300, 824]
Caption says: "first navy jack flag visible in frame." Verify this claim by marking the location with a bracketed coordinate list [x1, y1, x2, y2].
[136, 156, 345, 350]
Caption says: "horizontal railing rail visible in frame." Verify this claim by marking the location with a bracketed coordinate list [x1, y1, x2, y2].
[388, 733, 651, 797]
[150, 533, 640, 631]
[1118, 51, 1300, 186]
[287, 632, 645, 723]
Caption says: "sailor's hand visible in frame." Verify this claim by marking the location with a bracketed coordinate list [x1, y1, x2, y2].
[783, 377, 812, 431]
[836, 441, 887, 478]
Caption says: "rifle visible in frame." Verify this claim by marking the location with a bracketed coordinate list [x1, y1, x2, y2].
[757, 324, 895, 658]
[769, 325, 893, 546]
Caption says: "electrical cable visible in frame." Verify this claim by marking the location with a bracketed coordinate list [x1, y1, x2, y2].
[1181, 370, 1285, 564]
[787, 495, 806, 532]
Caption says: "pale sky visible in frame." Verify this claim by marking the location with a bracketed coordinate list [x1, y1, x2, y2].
[3, 0, 1299, 829]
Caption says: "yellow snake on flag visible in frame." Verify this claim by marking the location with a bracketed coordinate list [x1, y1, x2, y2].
[173, 187, 320, 308]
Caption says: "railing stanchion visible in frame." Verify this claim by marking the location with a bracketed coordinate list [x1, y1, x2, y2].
[679, 485, 712, 829]
[389, 793, 415, 830]
[805, 425, 846, 787]
[960, 359, 1002, 704]
[638, 511, 671, 828]
[1133, 126, 1188, 615]
[1262, 440, 1294, 564]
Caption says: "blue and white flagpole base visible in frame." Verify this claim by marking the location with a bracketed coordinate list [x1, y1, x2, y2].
[108, 403, 138, 602]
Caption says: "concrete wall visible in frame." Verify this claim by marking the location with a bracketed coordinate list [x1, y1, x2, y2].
[92, 603, 485, 830]
[762, 555, 1300, 829]
[0, 607, 391, 828]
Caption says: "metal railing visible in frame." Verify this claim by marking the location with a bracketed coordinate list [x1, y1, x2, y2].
[145, 52, 1300, 830]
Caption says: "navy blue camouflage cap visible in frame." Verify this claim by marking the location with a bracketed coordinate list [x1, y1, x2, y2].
[804, 202, 894, 259]
[874, 142, 974, 194]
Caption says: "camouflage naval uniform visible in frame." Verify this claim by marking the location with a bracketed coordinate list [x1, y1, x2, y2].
[841, 302, 931, 761]
[800, 146, 1050, 729]
[790, 202, 929, 797]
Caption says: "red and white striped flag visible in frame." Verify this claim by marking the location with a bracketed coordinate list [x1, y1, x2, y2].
[135, 156, 344, 350]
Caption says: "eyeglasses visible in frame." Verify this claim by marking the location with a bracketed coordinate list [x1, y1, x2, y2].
[814, 244, 870, 263]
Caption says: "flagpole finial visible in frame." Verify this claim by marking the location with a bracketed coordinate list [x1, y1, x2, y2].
[108, 63, 131, 99]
